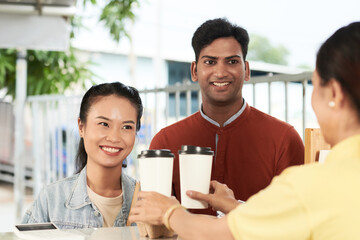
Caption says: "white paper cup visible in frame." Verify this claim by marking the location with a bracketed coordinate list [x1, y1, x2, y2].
[138, 149, 174, 197]
[179, 145, 214, 209]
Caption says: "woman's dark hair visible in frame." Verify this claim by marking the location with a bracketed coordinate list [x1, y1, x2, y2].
[191, 18, 249, 62]
[75, 82, 143, 173]
[316, 21, 360, 118]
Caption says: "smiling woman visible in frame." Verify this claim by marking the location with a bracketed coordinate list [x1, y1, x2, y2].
[78, 95, 138, 170]
[21, 82, 143, 229]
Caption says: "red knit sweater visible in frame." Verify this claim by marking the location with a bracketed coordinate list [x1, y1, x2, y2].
[149, 104, 304, 215]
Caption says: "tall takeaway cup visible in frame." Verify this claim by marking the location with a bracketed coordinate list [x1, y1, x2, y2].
[179, 145, 214, 208]
[137, 149, 174, 197]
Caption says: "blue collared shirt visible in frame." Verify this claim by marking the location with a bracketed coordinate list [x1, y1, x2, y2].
[199, 98, 247, 127]
[22, 166, 136, 229]
[200, 98, 247, 159]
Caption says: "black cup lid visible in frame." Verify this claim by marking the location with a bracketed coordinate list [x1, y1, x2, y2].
[137, 149, 174, 158]
[178, 145, 214, 155]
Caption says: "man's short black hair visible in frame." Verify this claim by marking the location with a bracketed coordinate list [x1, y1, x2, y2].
[191, 18, 249, 62]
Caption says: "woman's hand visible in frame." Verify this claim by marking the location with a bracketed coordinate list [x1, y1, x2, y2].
[128, 191, 179, 225]
[187, 180, 240, 214]
[130, 190, 235, 240]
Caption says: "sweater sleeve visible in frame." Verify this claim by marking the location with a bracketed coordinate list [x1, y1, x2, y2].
[149, 129, 167, 150]
[227, 171, 309, 240]
[275, 126, 304, 175]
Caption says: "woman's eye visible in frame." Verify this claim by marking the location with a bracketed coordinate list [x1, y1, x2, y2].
[123, 125, 133, 130]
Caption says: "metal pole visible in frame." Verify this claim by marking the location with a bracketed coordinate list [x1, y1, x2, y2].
[175, 90, 180, 121]
[155, 0, 162, 90]
[252, 83, 256, 107]
[268, 82, 271, 115]
[165, 92, 169, 127]
[186, 89, 191, 116]
[285, 81, 289, 122]
[154, 91, 158, 138]
[13, 48, 27, 222]
[153, 0, 162, 133]
[31, 101, 42, 197]
[302, 79, 307, 139]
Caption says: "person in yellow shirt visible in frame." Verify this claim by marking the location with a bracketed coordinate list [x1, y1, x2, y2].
[129, 21, 360, 239]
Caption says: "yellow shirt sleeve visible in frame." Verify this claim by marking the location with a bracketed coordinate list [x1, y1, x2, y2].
[227, 135, 360, 239]
[227, 171, 310, 240]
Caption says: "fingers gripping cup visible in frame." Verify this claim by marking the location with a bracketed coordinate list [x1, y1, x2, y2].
[179, 145, 214, 209]
[137, 149, 174, 197]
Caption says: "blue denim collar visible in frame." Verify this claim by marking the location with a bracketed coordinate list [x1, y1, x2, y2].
[65, 166, 91, 209]
[64, 166, 135, 226]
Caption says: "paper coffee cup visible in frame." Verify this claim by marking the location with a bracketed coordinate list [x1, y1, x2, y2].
[138, 149, 174, 197]
[179, 145, 214, 209]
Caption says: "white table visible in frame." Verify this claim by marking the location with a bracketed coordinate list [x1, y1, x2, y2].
[0, 226, 178, 240]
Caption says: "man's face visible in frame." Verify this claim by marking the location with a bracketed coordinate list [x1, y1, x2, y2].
[191, 37, 250, 107]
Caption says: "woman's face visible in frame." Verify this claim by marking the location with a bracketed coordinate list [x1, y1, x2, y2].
[78, 95, 137, 169]
[311, 70, 335, 144]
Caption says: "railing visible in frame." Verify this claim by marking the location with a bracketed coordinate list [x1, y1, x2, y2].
[139, 71, 314, 144]
[27, 95, 82, 196]
[0, 101, 14, 183]
[1, 71, 314, 199]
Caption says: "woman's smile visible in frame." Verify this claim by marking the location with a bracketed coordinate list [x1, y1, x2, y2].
[100, 145, 122, 155]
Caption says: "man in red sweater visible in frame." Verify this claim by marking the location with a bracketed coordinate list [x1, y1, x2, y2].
[149, 18, 304, 216]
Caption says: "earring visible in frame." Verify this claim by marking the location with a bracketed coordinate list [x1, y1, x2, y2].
[328, 101, 335, 108]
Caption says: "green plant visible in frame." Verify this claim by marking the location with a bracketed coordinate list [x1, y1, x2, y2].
[0, 47, 95, 99]
[99, 0, 139, 42]
[0, 49, 16, 97]
[248, 34, 289, 65]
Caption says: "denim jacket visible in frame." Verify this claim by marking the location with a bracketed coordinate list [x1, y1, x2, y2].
[22, 166, 136, 229]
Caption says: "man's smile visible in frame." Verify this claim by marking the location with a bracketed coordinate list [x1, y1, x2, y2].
[212, 82, 230, 87]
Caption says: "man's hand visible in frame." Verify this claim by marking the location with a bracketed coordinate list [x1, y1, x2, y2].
[186, 180, 240, 214]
